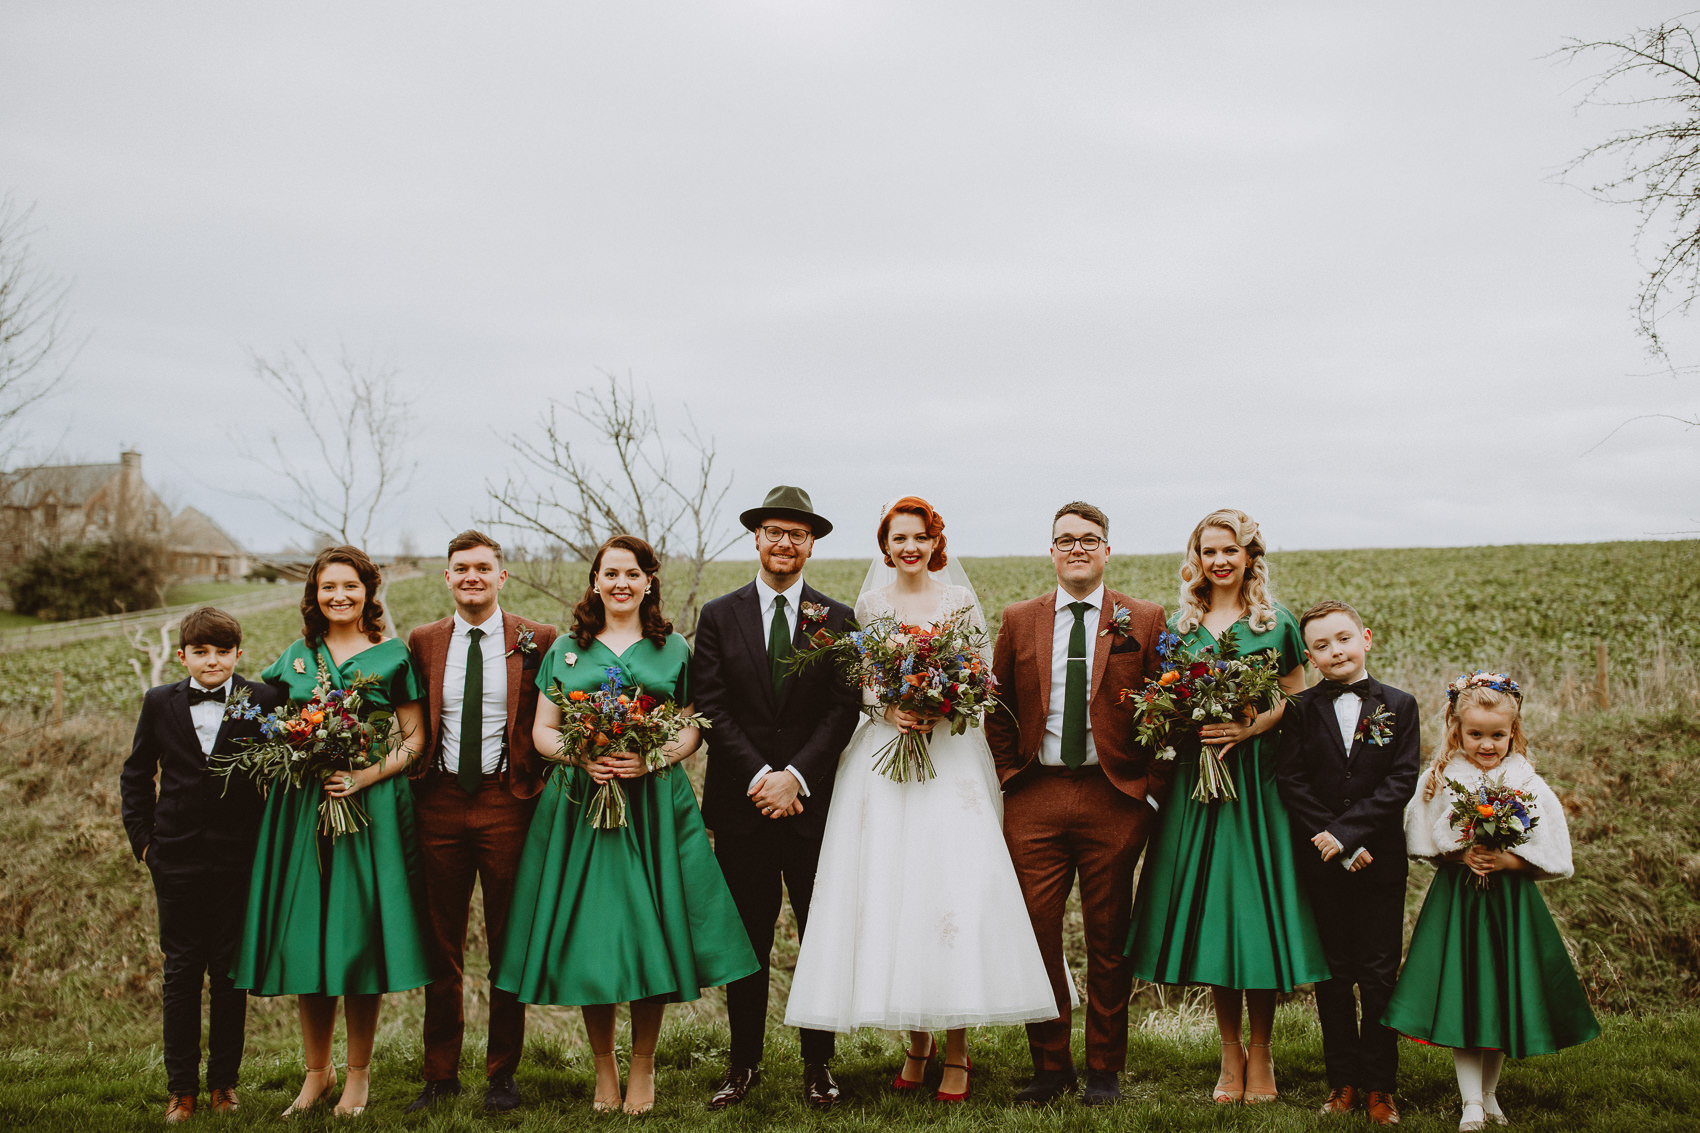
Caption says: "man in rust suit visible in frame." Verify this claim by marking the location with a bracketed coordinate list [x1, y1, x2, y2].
[985, 501, 1171, 1107]
[404, 530, 558, 1113]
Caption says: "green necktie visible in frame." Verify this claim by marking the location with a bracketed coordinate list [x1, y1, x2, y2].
[1061, 601, 1089, 769]
[769, 595, 792, 697]
[459, 627, 485, 796]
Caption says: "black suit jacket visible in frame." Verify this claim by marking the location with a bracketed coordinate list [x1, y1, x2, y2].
[121, 674, 284, 873]
[1274, 676, 1420, 862]
[689, 580, 861, 839]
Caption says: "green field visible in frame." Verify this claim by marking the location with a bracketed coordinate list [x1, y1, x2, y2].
[0, 541, 1695, 1130]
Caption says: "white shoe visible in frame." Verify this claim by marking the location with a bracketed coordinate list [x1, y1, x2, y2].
[1483, 1092, 1509, 1125]
[1460, 1099, 1486, 1132]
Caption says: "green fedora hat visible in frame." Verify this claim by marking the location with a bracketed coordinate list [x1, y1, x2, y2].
[740, 485, 833, 537]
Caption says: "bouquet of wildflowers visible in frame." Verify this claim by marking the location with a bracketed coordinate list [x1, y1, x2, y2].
[792, 607, 999, 783]
[213, 660, 394, 840]
[544, 666, 711, 829]
[1117, 628, 1286, 804]
[1443, 772, 1539, 890]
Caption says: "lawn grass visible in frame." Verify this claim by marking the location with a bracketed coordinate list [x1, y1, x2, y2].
[0, 609, 39, 629]
[0, 1010, 1691, 1131]
[161, 580, 277, 607]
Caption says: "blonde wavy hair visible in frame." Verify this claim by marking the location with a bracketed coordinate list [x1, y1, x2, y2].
[1421, 685, 1530, 801]
[1175, 509, 1277, 635]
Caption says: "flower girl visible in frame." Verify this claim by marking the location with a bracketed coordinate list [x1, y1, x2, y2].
[1381, 672, 1599, 1131]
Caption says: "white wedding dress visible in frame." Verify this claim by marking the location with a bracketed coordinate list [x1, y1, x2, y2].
[783, 582, 1067, 1033]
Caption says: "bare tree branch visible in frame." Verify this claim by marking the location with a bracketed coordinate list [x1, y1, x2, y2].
[486, 374, 739, 636]
[0, 194, 78, 463]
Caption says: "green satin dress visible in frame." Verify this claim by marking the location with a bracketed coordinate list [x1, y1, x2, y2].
[492, 634, 760, 1006]
[1124, 606, 1331, 991]
[1382, 864, 1600, 1056]
[232, 637, 432, 997]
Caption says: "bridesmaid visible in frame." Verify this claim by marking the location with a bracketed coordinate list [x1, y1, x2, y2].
[1124, 510, 1329, 1104]
[233, 545, 432, 1117]
[492, 535, 758, 1116]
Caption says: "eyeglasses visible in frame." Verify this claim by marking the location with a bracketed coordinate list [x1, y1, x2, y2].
[1052, 535, 1104, 552]
[759, 525, 814, 545]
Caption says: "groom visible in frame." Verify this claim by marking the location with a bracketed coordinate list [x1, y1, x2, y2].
[690, 486, 861, 1110]
[986, 501, 1170, 1106]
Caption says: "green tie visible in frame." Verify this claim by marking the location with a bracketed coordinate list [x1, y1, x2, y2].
[769, 595, 792, 697]
[459, 627, 485, 796]
[1061, 601, 1089, 769]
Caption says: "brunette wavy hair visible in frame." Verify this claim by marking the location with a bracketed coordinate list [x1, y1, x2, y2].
[1175, 508, 1278, 635]
[300, 545, 388, 644]
[877, 496, 949, 571]
[571, 535, 674, 649]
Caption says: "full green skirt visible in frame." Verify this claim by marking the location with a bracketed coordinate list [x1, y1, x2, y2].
[232, 777, 431, 996]
[492, 767, 760, 1006]
[1382, 864, 1600, 1056]
[1124, 735, 1331, 991]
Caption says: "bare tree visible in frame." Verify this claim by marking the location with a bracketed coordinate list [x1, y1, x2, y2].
[126, 619, 177, 694]
[487, 374, 738, 635]
[1558, 16, 1700, 370]
[0, 194, 76, 462]
[244, 343, 417, 547]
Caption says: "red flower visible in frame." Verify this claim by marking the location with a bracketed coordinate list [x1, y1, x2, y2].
[1187, 662, 1211, 678]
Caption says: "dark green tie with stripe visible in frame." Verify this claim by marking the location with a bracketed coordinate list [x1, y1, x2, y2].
[769, 595, 792, 697]
[459, 627, 485, 795]
[1061, 601, 1089, 768]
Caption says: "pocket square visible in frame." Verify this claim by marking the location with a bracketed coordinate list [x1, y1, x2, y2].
[1107, 637, 1142, 655]
[522, 654, 542, 672]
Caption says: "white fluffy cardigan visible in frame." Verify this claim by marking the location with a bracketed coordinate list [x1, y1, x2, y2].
[1403, 752, 1574, 881]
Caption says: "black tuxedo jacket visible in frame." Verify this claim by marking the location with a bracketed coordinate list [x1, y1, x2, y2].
[1274, 676, 1420, 862]
[121, 674, 285, 873]
[689, 580, 861, 839]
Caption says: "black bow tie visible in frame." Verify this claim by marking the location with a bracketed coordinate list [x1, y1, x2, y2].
[1318, 678, 1373, 700]
[188, 685, 227, 705]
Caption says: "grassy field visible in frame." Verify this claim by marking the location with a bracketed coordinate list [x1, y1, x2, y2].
[0, 541, 1695, 1129]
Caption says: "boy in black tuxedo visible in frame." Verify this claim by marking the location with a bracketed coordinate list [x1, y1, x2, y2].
[1275, 600, 1420, 1127]
[120, 607, 283, 1124]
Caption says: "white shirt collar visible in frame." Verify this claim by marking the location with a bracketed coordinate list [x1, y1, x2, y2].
[755, 575, 804, 613]
[1055, 583, 1105, 611]
[453, 606, 505, 638]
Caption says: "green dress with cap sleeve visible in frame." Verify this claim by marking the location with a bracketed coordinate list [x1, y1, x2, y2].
[491, 633, 760, 1005]
[231, 636, 432, 996]
[1124, 605, 1331, 991]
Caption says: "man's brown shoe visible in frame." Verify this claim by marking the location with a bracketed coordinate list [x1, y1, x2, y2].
[164, 1093, 197, 1124]
[1366, 1090, 1401, 1125]
[1319, 1085, 1359, 1115]
[706, 1066, 761, 1110]
[209, 1086, 240, 1114]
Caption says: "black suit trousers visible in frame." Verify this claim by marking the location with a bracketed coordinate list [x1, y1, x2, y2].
[149, 861, 249, 1095]
[1299, 853, 1406, 1092]
[713, 820, 835, 1067]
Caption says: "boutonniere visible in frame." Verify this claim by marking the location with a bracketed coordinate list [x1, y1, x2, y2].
[1355, 704, 1395, 747]
[506, 628, 538, 659]
[1100, 604, 1134, 638]
[800, 600, 830, 625]
[293, 657, 306, 674]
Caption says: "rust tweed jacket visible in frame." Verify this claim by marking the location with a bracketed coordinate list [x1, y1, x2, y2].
[407, 612, 560, 800]
[984, 588, 1174, 803]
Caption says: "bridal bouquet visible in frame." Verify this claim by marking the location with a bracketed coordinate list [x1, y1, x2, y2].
[212, 660, 393, 840]
[1117, 628, 1286, 804]
[543, 666, 711, 829]
[792, 607, 999, 783]
[1444, 772, 1539, 890]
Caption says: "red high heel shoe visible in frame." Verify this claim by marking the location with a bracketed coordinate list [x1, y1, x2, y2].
[891, 1034, 937, 1091]
[936, 1057, 972, 1103]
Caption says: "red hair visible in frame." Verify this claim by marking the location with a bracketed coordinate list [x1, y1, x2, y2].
[877, 496, 949, 571]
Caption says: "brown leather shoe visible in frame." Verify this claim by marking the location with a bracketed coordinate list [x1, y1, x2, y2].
[802, 1063, 840, 1109]
[209, 1086, 240, 1114]
[1319, 1085, 1359, 1115]
[1366, 1090, 1400, 1124]
[706, 1066, 761, 1110]
[164, 1093, 197, 1124]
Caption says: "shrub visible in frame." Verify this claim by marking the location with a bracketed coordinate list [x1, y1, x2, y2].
[4, 539, 170, 620]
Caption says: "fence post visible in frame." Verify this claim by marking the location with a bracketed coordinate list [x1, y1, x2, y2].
[1595, 643, 1610, 711]
[53, 669, 64, 736]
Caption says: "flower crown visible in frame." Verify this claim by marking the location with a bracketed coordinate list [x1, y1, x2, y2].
[1446, 670, 1522, 705]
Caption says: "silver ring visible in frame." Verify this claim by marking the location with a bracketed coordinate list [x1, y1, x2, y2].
[342, 775, 354, 790]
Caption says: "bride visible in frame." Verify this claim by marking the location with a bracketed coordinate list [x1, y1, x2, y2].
[783, 496, 1062, 1103]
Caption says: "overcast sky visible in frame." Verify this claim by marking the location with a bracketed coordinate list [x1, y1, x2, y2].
[3, 1, 1695, 558]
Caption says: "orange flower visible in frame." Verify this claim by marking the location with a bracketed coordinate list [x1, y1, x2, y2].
[594, 732, 611, 747]
[308, 711, 325, 724]
[1476, 804, 1494, 817]
[569, 690, 588, 702]
[1158, 671, 1180, 686]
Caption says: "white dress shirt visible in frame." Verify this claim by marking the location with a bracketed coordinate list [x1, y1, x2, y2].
[749, 574, 811, 797]
[1039, 584, 1103, 767]
[441, 607, 509, 775]
[188, 676, 233, 755]
[1331, 670, 1369, 869]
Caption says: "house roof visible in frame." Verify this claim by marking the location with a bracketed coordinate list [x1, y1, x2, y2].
[170, 507, 246, 556]
[0, 462, 123, 508]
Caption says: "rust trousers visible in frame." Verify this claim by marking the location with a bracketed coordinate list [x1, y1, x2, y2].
[1002, 765, 1155, 1074]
